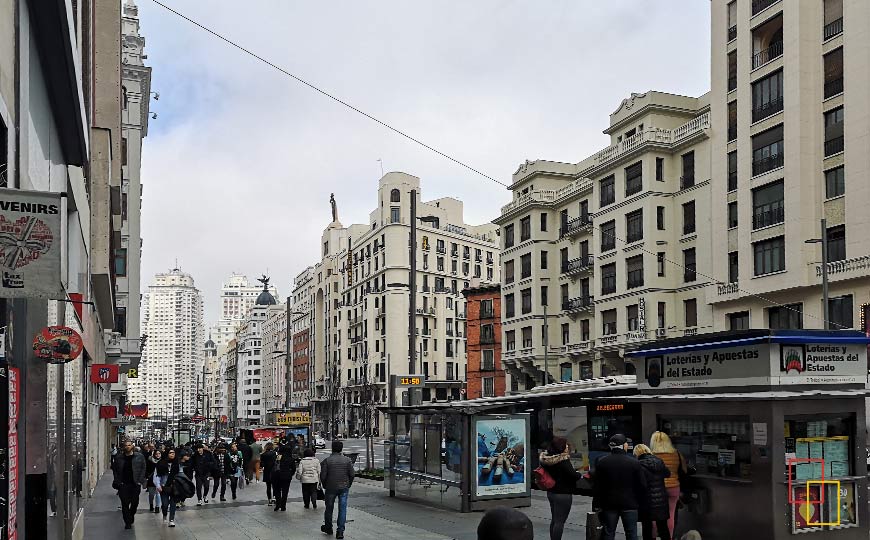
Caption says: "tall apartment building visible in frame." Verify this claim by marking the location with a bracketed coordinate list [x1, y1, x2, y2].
[203, 337, 220, 421]
[262, 303, 288, 412]
[234, 283, 276, 425]
[290, 267, 315, 407]
[463, 284, 504, 398]
[106, 0, 151, 408]
[129, 269, 205, 426]
[708, 0, 870, 330]
[496, 93, 712, 388]
[302, 172, 499, 434]
[211, 273, 278, 351]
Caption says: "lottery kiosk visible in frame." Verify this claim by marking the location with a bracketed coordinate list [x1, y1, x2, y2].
[626, 329, 870, 540]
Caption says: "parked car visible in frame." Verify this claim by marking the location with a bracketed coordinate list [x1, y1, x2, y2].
[314, 436, 326, 449]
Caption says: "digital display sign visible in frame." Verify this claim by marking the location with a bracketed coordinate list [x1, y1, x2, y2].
[595, 404, 625, 412]
[398, 376, 423, 387]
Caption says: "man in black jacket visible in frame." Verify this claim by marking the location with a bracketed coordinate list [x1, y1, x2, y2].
[320, 441, 355, 539]
[192, 445, 215, 505]
[592, 434, 646, 540]
[111, 439, 146, 529]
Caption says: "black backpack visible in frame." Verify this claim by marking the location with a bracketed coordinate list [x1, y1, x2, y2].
[172, 471, 196, 500]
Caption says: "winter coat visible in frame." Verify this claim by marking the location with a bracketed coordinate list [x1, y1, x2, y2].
[112, 451, 146, 487]
[272, 446, 297, 483]
[655, 451, 684, 490]
[320, 452, 354, 492]
[213, 452, 236, 478]
[239, 442, 253, 465]
[261, 450, 277, 477]
[296, 456, 321, 484]
[145, 456, 159, 488]
[540, 451, 582, 495]
[637, 453, 671, 521]
[592, 449, 648, 511]
[192, 451, 216, 479]
[228, 450, 244, 476]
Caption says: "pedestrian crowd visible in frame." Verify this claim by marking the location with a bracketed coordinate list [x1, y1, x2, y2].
[110, 435, 354, 538]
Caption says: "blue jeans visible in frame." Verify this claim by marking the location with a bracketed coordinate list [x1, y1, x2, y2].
[324, 488, 349, 532]
[601, 509, 638, 540]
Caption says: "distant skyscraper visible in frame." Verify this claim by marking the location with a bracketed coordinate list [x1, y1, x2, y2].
[129, 268, 205, 425]
[211, 273, 278, 351]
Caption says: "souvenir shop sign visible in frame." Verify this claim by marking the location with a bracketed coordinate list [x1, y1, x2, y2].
[0, 189, 63, 298]
[33, 326, 84, 363]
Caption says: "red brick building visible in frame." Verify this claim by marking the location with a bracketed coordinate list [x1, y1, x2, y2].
[291, 328, 310, 405]
[463, 284, 504, 398]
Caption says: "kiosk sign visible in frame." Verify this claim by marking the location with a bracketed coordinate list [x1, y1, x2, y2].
[636, 342, 867, 390]
[0, 189, 63, 298]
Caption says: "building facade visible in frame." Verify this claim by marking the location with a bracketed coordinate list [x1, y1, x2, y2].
[290, 267, 314, 408]
[129, 269, 205, 429]
[708, 0, 870, 331]
[463, 284, 504, 399]
[496, 92, 713, 389]
[211, 273, 278, 351]
[262, 303, 287, 412]
[301, 172, 499, 434]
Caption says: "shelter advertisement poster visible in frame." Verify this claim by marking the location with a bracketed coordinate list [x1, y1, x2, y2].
[0, 188, 63, 298]
[553, 406, 589, 470]
[474, 415, 529, 498]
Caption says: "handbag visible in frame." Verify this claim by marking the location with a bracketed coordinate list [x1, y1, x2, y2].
[574, 472, 594, 496]
[532, 466, 555, 490]
[316, 485, 325, 501]
[585, 510, 603, 540]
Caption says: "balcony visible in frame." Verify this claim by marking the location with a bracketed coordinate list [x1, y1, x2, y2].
[599, 334, 618, 346]
[824, 137, 844, 157]
[625, 330, 647, 342]
[480, 334, 496, 345]
[752, 41, 783, 69]
[752, 0, 779, 16]
[823, 18, 843, 40]
[717, 282, 740, 295]
[562, 255, 595, 276]
[752, 96, 783, 123]
[480, 308, 495, 319]
[683, 328, 698, 337]
[815, 255, 870, 279]
[753, 206, 784, 229]
[824, 78, 843, 99]
[562, 296, 594, 313]
[436, 246, 446, 254]
[560, 215, 593, 238]
[728, 25, 737, 42]
[752, 150, 784, 176]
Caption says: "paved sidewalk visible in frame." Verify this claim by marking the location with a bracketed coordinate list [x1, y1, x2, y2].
[84, 471, 624, 539]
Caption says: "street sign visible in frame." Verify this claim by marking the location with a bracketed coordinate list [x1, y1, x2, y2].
[395, 375, 424, 387]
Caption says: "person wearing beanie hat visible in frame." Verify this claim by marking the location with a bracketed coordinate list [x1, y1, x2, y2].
[592, 433, 647, 540]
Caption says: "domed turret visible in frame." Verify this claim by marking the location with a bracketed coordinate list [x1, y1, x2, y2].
[255, 274, 277, 305]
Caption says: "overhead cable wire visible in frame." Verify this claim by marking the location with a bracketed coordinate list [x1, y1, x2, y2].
[151, 0, 846, 331]
[149, 0, 510, 189]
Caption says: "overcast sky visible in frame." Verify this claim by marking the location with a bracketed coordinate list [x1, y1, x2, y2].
[136, 0, 711, 328]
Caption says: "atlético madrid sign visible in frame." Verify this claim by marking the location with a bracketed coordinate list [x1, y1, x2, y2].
[0, 189, 63, 298]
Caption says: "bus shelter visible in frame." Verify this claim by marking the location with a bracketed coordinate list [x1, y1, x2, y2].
[380, 375, 640, 512]
[626, 329, 870, 540]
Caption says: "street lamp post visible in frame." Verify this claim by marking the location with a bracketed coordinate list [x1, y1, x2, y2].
[408, 188, 439, 406]
[805, 218, 831, 329]
[541, 277, 550, 386]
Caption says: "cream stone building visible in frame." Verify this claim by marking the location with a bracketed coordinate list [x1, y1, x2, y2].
[261, 303, 288, 412]
[290, 267, 315, 407]
[495, 93, 712, 389]
[496, 0, 869, 389]
[299, 172, 499, 434]
[708, 0, 870, 331]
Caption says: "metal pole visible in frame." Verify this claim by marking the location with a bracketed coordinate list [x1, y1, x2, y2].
[821, 218, 830, 329]
[543, 302, 549, 386]
[285, 297, 292, 408]
[409, 189, 417, 376]
[388, 374, 396, 497]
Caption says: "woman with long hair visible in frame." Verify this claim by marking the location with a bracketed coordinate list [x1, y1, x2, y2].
[539, 436, 582, 540]
[634, 444, 671, 540]
[260, 442, 277, 505]
[153, 448, 176, 525]
[145, 449, 162, 513]
[650, 431, 685, 537]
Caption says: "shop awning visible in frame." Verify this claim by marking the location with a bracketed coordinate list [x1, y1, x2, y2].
[626, 329, 870, 358]
[379, 375, 638, 415]
[627, 388, 870, 402]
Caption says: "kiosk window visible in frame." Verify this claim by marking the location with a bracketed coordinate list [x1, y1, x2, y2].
[659, 416, 751, 479]
[784, 414, 854, 480]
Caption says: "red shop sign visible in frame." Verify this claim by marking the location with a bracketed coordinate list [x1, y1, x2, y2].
[32, 326, 83, 363]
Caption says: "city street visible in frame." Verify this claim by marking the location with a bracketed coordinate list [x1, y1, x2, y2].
[315, 438, 386, 470]
[82, 467, 624, 539]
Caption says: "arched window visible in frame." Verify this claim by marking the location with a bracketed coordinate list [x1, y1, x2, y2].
[390, 189, 400, 203]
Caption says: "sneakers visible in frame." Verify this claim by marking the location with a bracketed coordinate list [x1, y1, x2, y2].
[220, 497, 226, 502]
[162, 514, 167, 522]
[197, 500, 203, 506]
[336, 533, 344, 539]
[321, 524, 334, 535]
[267, 499, 273, 505]
[168, 520, 175, 528]
[203, 499, 208, 504]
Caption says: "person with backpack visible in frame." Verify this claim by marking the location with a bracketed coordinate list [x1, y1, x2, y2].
[539, 437, 583, 540]
[272, 438, 297, 511]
